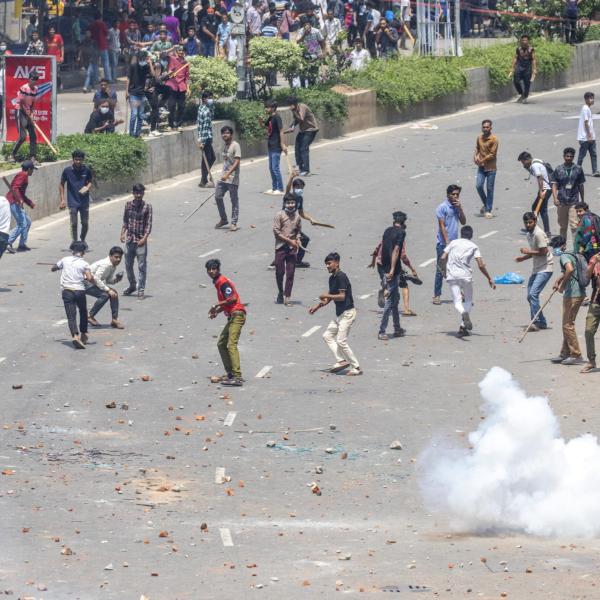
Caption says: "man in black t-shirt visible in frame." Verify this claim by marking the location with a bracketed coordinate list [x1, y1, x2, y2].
[264, 100, 288, 195]
[378, 211, 406, 340]
[309, 252, 362, 376]
[126, 51, 153, 137]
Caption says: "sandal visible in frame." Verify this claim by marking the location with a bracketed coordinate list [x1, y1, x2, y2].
[402, 309, 417, 316]
[580, 363, 596, 374]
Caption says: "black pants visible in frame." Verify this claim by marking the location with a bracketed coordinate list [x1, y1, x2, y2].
[532, 189, 552, 235]
[513, 66, 532, 99]
[69, 205, 89, 242]
[366, 30, 377, 58]
[297, 231, 310, 263]
[201, 139, 216, 184]
[0, 231, 8, 259]
[86, 285, 119, 319]
[13, 110, 37, 159]
[146, 85, 169, 131]
[167, 90, 186, 128]
[62, 289, 88, 336]
[565, 17, 577, 44]
[294, 130, 317, 174]
[347, 24, 358, 45]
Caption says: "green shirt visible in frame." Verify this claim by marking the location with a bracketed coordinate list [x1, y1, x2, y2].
[560, 253, 585, 298]
[150, 40, 173, 53]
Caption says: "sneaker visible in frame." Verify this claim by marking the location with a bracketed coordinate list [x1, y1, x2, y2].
[329, 361, 349, 373]
[82, 87, 89, 93]
[137, 290, 145, 301]
[516, 95, 523, 103]
[299, 171, 309, 176]
[377, 289, 385, 308]
[284, 296, 292, 306]
[5, 245, 15, 254]
[88, 314, 100, 327]
[123, 286, 137, 296]
[562, 356, 583, 365]
[229, 223, 239, 232]
[111, 319, 125, 329]
[215, 219, 228, 229]
[462, 312, 473, 331]
[276, 292, 284, 304]
[485, 212, 493, 219]
[8, 156, 17, 164]
[198, 181, 207, 188]
[378, 333, 389, 341]
[16, 245, 31, 252]
[528, 323, 539, 332]
[432, 296, 441, 305]
[346, 367, 363, 376]
[264, 189, 275, 195]
[392, 329, 405, 337]
[550, 355, 568, 363]
[593, 172, 600, 178]
[479, 207, 485, 216]
[72, 336, 86, 349]
[221, 377, 243, 387]
[458, 326, 470, 337]
[296, 261, 310, 268]
[521, 98, 529, 104]
[272, 190, 285, 195]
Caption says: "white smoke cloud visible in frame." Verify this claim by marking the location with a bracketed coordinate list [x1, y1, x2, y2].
[421, 366, 600, 538]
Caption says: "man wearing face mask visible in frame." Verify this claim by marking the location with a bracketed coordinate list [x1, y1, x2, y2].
[126, 51, 153, 137]
[145, 53, 170, 137]
[273, 194, 302, 306]
[197, 90, 215, 187]
[285, 172, 317, 268]
[85, 100, 123, 133]
[59, 150, 93, 246]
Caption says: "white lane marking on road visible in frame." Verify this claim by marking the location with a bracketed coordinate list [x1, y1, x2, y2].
[224, 411, 237, 427]
[301, 326, 321, 338]
[554, 133, 565, 137]
[350, 193, 362, 199]
[219, 528, 234, 547]
[215, 467, 226, 484]
[0, 357, 6, 365]
[479, 230, 498, 239]
[359, 293, 374, 300]
[52, 319, 68, 327]
[199, 248, 221, 258]
[255, 365, 272, 378]
[419, 258, 436, 267]
[410, 172, 430, 179]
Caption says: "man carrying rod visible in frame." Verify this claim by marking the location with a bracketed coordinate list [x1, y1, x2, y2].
[11, 70, 40, 165]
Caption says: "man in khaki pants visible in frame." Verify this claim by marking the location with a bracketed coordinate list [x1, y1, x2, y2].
[549, 235, 585, 365]
[552, 147, 585, 242]
[581, 254, 600, 373]
[309, 252, 362, 376]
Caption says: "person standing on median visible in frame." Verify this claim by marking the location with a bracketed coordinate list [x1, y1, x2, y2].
[474, 119, 498, 219]
[576, 92, 599, 177]
[6, 160, 36, 254]
[284, 97, 319, 177]
[197, 90, 215, 188]
[11, 70, 39, 164]
[552, 147, 585, 241]
[433, 184, 466, 305]
[59, 150, 93, 247]
[120, 183, 152, 300]
[214, 126, 242, 232]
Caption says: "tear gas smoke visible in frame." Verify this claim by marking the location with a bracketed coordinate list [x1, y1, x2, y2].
[422, 366, 600, 538]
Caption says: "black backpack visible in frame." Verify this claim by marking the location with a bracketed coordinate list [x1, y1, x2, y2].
[563, 252, 591, 290]
[532, 159, 554, 183]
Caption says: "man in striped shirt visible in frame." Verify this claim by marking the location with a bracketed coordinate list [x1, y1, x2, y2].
[11, 71, 39, 163]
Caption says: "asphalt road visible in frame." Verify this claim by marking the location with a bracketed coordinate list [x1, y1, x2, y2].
[2, 81, 600, 599]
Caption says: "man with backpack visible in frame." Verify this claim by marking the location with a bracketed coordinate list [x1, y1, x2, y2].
[549, 235, 586, 365]
[518, 151, 553, 236]
[573, 201, 600, 261]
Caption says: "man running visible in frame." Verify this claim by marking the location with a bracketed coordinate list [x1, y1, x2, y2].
[86, 246, 125, 329]
[518, 151, 552, 236]
[273, 194, 302, 306]
[206, 258, 246, 387]
[309, 252, 362, 376]
[441, 225, 495, 337]
[59, 150, 93, 246]
[51, 241, 94, 349]
[515, 211, 554, 331]
[214, 126, 241, 232]
[474, 119, 498, 219]
[6, 160, 36, 254]
[120, 183, 152, 300]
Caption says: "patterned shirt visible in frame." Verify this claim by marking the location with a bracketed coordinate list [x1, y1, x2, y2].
[25, 39, 45, 55]
[122, 200, 153, 242]
[197, 103, 214, 143]
[17, 83, 38, 116]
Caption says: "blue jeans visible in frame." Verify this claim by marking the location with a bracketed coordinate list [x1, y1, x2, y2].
[434, 242, 445, 297]
[109, 50, 120, 77]
[268, 150, 283, 191]
[577, 140, 597, 174]
[100, 49, 112, 82]
[8, 203, 31, 247]
[202, 40, 215, 57]
[475, 167, 496, 213]
[379, 273, 400, 334]
[527, 271, 552, 327]
[129, 95, 145, 137]
[84, 62, 99, 89]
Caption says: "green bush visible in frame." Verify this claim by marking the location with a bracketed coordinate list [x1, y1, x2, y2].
[272, 87, 348, 122]
[2, 133, 147, 181]
[341, 56, 467, 109]
[214, 100, 266, 140]
[188, 56, 237, 99]
[249, 37, 306, 81]
[584, 25, 600, 41]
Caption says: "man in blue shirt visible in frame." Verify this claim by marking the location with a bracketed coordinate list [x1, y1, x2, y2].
[433, 184, 466, 304]
[59, 150, 93, 246]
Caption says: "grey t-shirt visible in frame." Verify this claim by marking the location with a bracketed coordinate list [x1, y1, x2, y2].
[221, 141, 241, 186]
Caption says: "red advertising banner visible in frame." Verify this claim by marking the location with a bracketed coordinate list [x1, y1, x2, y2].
[2, 55, 57, 144]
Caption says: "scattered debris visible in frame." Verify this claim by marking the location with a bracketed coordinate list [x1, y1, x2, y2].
[315, 466, 324, 474]
[11, 384, 23, 390]
[105, 401, 116, 409]
[310, 482, 321, 496]
[389, 441, 403, 450]
[104, 563, 114, 571]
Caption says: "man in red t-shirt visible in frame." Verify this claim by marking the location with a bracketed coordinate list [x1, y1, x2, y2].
[45, 25, 64, 90]
[88, 12, 113, 82]
[206, 258, 246, 386]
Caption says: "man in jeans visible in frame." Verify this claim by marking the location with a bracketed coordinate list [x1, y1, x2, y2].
[285, 97, 319, 177]
[264, 99, 287, 195]
[214, 126, 241, 232]
[120, 183, 152, 300]
[518, 151, 552, 236]
[6, 160, 36, 254]
[576, 91, 599, 177]
[206, 258, 246, 387]
[88, 12, 112, 82]
[125, 51, 152, 137]
[197, 90, 215, 187]
[552, 147, 585, 241]
[581, 254, 600, 373]
[59, 150, 93, 246]
[433, 184, 466, 305]
[474, 119, 498, 219]
[549, 235, 585, 365]
[515, 212, 554, 331]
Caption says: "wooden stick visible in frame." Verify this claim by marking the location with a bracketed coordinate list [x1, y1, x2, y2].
[285, 151, 293, 176]
[32, 121, 58, 155]
[2, 176, 11, 189]
[201, 149, 215, 185]
[518, 288, 557, 343]
[533, 192, 545, 216]
[311, 221, 335, 229]
[403, 24, 415, 43]
[166, 61, 190, 79]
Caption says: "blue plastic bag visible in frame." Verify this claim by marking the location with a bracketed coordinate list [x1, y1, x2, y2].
[493, 272, 525, 285]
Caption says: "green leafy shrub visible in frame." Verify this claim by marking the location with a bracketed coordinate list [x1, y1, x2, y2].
[584, 25, 600, 41]
[249, 37, 306, 81]
[188, 56, 237, 99]
[214, 100, 266, 140]
[1, 142, 57, 163]
[272, 87, 348, 122]
[2, 133, 147, 181]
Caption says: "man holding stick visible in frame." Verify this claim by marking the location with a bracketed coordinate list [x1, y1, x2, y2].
[6, 160, 36, 254]
[518, 151, 552, 236]
[197, 90, 215, 188]
[11, 71, 39, 164]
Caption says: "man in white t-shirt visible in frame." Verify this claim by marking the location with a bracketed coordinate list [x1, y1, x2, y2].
[515, 211, 554, 331]
[518, 151, 552, 236]
[441, 225, 495, 337]
[347, 39, 370, 71]
[577, 91, 599, 177]
[51, 241, 95, 349]
[0, 196, 10, 259]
